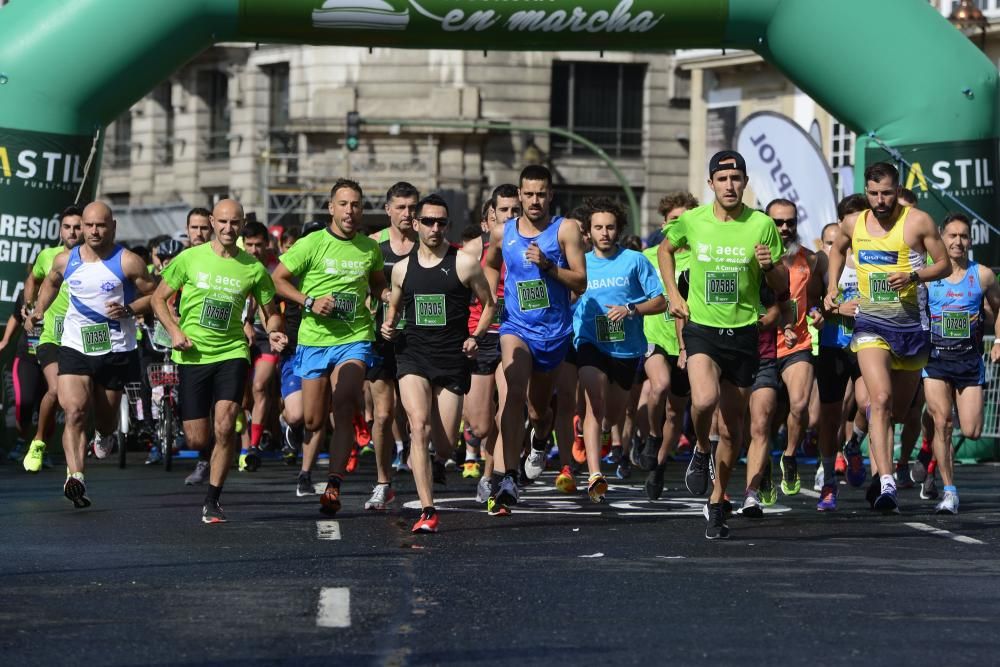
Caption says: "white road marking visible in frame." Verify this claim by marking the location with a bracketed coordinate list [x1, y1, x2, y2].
[799, 489, 821, 498]
[316, 588, 351, 628]
[904, 522, 984, 545]
[317, 520, 341, 541]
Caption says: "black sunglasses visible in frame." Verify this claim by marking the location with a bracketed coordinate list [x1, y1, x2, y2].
[773, 218, 798, 227]
[418, 217, 449, 227]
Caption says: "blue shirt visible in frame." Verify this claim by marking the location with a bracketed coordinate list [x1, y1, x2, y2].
[573, 247, 662, 359]
[927, 262, 983, 357]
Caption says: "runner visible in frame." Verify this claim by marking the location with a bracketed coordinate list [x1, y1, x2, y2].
[17, 205, 82, 470]
[573, 198, 665, 502]
[483, 165, 588, 516]
[366, 182, 418, 511]
[657, 150, 786, 539]
[29, 202, 156, 508]
[924, 214, 999, 514]
[382, 194, 496, 532]
[825, 162, 948, 514]
[152, 199, 285, 523]
[272, 178, 386, 517]
[185, 207, 212, 247]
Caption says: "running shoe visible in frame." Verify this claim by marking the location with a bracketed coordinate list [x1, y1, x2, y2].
[640, 436, 660, 472]
[866, 476, 881, 508]
[920, 474, 939, 500]
[780, 456, 800, 496]
[6, 440, 25, 462]
[702, 499, 734, 521]
[844, 437, 866, 487]
[63, 475, 91, 508]
[243, 446, 262, 473]
[346, 444, 359, 474]
[684, 449, 712, 496]
[202, 499, 227, 524]
[911, 447, 932, 484]
[645, 467, 665, 500]
[476, 475, 494, 504]
[759, 458, 777, 506]
[816, 484, 838, 512]
[281, 443, 298, 466]
[555, 465, 577, 494]
[705, 503, 730, 540]
[675, 434, 692, 456]
[92, 433, 115, 460]
[739, 490, 763, 518]
[894, 461, 914, 490]
[144, 444, 162, 466]
[615, 458, 632, 480]
[353, 413, 372, 448]
[185, 460, 210, 486]
[571, 415, 586, 464]
[320, 480, 342, 516]
[587, 473, 609, 503]
[813, 462, 825, 492]
[524, 430, 547, 480]
[874, 486, 900, 514]
[834, 452, 847, 477]
[488, 476, 518, 516]
[411, 510, 439, 533]
[296, 472, 313, 497]
[600, 430, 612, 459]
[234, 411, 246, 434]
[396, 443, 411, 472]
[935, 491, 959, 515]
[605, 444, 623, 465]
[444, 456, 458, 472]
[433, 459, 447, 485]
[281, 417, 302, 465]
[23, 439, 46, 473]
[462, 460, 482, 479]
[628, 437, 643, 468]
[365, 483, 396, 511]
[360, 443, 375, 458]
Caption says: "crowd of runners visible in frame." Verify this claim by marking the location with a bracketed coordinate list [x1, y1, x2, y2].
[3, 151, 996, 539]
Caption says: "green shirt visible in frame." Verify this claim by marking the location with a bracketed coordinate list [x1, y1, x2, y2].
[642, 246, 689, 356]
[278, 227, 383, 347]
[667, 204, 783, 329]
[33, 246, 68, 346]
[161, 243, 275, 365]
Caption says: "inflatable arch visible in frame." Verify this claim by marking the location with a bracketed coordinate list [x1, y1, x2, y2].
[0, 0, 996, 315]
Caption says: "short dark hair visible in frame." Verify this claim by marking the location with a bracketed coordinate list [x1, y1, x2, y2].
[385, 181, 419, 204]
[899, 188, 917, 206]
[519, 165, 552, 187]
[821, 222, 841, 239]
[132, 245, 151, 264]
[480, 200, 492, 223]
[837, 193, 868, 221]
[864, 161, 900, 186]
[330, 178, 363, 200]
[416, 193, 449, 218]
[943, 212, 971, 227]
[568, 205, 591, 224]
[583, 197, 627, 233]
[490, 184, 519, 209]
[186, 207, 211, 225]
[765, 198, 797, 217]
[461, 224, 483, 243]
[59, 205, 84, 222]
[657, 191, 698, 218]
[242, 220, 269, 240]
[281, 226, 301, 245]
[620, 234, 642, 251]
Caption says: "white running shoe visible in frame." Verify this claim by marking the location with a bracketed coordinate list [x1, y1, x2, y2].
[935, 491, 959, 515]
[92, 433, 116, 460]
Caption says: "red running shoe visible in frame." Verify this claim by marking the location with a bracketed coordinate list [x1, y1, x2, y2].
[572, 415, 586, 464]
[354, 413, 371, 447]
[411, 510, 439, 533]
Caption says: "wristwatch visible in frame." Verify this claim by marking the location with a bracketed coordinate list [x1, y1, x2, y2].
[908, 270, 920, 285]
[303, 296, 315, 312]
[626, 303, 637, 317]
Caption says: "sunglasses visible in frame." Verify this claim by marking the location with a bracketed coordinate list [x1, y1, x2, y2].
[418, 217, 449, 228]
[773, 218, 798, 227]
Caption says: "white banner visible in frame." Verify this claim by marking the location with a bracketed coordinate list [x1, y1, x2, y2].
[736, 111, 838, 251]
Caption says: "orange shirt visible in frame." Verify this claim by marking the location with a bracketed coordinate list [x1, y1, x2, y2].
[777, 247, 812, 357]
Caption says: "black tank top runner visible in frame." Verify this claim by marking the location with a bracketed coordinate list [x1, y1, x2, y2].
[399, 245, 471, 366]
[375, 231, 413, 329]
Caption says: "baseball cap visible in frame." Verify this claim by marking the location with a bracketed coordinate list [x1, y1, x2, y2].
[708, 150, 747, 177]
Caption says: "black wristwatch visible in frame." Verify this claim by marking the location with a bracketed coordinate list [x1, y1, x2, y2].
[908, 271, 920, 285]
[626, 303, 637, 317]
[303, 296, 315, 312]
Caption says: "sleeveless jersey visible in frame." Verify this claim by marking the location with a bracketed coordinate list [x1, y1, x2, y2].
[468, 231, 505, 335]
[819, 264, 859, 349]
[399, 246, 471, 367]
[853, 207, 926, 332]
[777, 247, 812, 357]
[376, 227, 413, 331]
[499, 217, 572, 340]
[927, 262, 983, 357]
[61, 245, 137, 356]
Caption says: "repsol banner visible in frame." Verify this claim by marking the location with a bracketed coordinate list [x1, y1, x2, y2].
[865, 139, 1000, 268]
[0, 127, 98, 319]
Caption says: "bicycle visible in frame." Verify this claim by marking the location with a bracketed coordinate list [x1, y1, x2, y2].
[144, 322, 182, 472]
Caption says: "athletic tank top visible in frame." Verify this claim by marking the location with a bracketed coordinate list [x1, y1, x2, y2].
[468, 231, 505, 335]
[819, 264, 859, 349]
[852, 207, 926, 332]
[499, 217, 572, 340]
[376, 228, 413, 331]
[399, 246, 471, 366]
[777, 247, 812, 357]
[61, 244, 137, 356]
[927, 262, 983, 357]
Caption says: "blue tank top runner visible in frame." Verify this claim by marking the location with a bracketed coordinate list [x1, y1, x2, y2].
[927, 262, 983, 357]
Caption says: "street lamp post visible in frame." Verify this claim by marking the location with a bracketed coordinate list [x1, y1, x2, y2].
[949, 0, 989, 50]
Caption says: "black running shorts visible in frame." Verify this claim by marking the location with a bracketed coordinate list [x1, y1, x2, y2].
[178, 358, 250, 421]
[682, 322, 759, 388]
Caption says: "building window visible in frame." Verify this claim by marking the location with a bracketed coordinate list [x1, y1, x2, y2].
[198, 70, 230, 161]
[940, 0, 1000, 18]
[109, 112, 132, 168]
[263, 63, 290, 130]
[154, 81, 174, 165]
[829, 121, 855, 169]
[551, 186, 643, 222]
[550, 61, 645, 158]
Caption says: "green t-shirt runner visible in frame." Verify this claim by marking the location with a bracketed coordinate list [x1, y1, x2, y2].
[667, 204, 783, 329]
[643, 246, 689, 356]
[32, 246, 69, 347]
[160, 243, 276, 364]
[278, 228, 383, 347]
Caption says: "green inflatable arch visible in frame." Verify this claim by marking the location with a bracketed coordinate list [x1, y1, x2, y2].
[0, 0, 997, 315]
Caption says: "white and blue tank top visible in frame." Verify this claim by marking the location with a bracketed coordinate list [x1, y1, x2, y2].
[927, 262, 983, 357]
[61, 245, 137, 356]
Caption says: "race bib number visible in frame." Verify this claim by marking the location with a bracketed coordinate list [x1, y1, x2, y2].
[705, 271, 738, 304]
[199, 297, 233, 331]
[493, 297, 504, 325]
[868, 273, 898, 303]
[596, 315, 625, 343]
[382, 303, 405, 330]
[152, 322, 174, 348]
[517, 280, 550, 311]
[330, 292, 357, 322]
[26, 335, 39, 355]
[942, 310, 970, 339]
[415, 294, 446, 327]
[81, 323, 112, 354]
[54, 316, 65, 342]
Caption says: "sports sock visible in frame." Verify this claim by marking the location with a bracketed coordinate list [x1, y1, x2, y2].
[250, 423, 263, 447]
[422, 506, 436, 517]
[395, 440, 404, 454]
[943, 485, 957, 495]
[206, 484, 222, 503]
[879, 474, 895, 494]
[822, 457, 836, 484]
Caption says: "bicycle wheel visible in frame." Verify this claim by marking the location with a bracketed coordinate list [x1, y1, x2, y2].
[163, 399, 174, 472]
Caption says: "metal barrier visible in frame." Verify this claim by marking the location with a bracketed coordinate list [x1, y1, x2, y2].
[982, 336, 1000, 439]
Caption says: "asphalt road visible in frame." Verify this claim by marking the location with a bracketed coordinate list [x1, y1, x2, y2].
[3, 451, 1000, 666]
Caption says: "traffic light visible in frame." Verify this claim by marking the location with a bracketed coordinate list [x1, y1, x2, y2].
[346, 111, 360, 152]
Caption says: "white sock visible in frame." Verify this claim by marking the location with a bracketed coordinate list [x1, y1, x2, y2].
[880, 474, 895, 494]
[395, 440, 403, 454]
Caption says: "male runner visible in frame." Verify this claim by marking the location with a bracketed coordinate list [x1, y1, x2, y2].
[658, 150, 786, 539]
[366, 182, 419, 510]
[573, 198, 665, 502]
[30, 202, 156, 507]
[185, 207, 213, 247]
[272, 178, 386, 516]
[483, 165, 587, 515]
[152, 200, 284, 522]
[382, 194, 495, 532]
[18, 205, 82, 470]
[825, 162, 948, 514]
[924, 214, 999, 514]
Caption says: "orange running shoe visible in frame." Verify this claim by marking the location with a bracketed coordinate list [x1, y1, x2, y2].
[411, 510, 440, 533]
[834, 451, 847, 476]
[346, 444, 359, 473]
[572, 415, 586, 464]
[354, 413, 372, 447]
[555, 465, 577, 494]
[320, 480, 342, 516]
